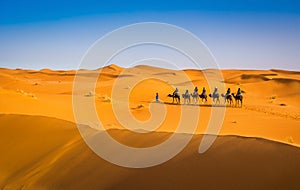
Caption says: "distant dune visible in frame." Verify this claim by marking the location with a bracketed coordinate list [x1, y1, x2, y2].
[0, 65, 299, 189]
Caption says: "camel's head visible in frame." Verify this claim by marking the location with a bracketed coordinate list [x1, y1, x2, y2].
[167, 94, 172, 97]
[209, 94, 212, 97]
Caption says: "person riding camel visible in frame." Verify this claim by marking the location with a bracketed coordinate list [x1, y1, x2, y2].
[201, 87, 206, 96]
[185, 89, 189, 97]
[225, 88, 231, 98]
[236, 88, 242, 97]
[173, 87, 179, 96]
[213, 87, 218, 96]
[193, 86, 198, 95]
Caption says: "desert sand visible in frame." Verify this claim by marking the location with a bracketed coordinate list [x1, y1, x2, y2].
[0, 65, 300, 189]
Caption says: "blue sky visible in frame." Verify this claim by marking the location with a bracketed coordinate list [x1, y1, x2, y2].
[0, 0, 299, 70]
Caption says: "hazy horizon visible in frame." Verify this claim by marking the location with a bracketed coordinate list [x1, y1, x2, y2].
[1, 63, 300, 72]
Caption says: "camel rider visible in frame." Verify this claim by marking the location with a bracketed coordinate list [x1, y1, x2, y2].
[201, 87, 206, 96]
[213, 87, 218, 96]
[194, 86, 198, 95]
[173, 88, 179, 96]
[236, 88, 242, 97]
[225, 88, 231, 97]
[185, 89, 189, 97]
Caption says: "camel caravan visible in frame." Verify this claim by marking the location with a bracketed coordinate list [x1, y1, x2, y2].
[168, 87, 243, 107]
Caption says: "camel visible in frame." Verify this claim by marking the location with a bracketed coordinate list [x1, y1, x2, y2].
[190, 92, 199, 104]
[199, 93, 208, 103]
[209, 93, 220, 104]
[168, 93, 180, 104]
[221, 93, 233, 106]
[182, 93, 191, 104]
[231, 93, 243, 107]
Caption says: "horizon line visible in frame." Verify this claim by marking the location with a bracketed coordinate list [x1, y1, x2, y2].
[0, 64, 299, 72]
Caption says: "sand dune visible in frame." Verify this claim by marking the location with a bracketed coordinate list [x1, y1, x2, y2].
[225, 74, 271, 83]
[0, 65, 299, 189]
[1, 114, 300, 189]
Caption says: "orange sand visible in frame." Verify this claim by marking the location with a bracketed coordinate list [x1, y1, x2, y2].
[0, 65, 299, 189]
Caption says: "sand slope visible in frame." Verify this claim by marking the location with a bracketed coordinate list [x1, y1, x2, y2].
[0, 65, 300, 189]
[0, 114, 300, 190]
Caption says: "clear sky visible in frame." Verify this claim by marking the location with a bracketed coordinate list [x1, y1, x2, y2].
[0, 0, 299, 70]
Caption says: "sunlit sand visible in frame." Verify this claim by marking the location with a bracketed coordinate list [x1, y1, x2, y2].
[0, 65, 299, 189]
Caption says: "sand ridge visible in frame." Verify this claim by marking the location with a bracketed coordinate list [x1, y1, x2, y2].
[1, 114, 300, 189]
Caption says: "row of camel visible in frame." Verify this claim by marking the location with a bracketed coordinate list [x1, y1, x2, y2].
[167, 91, 243, 107]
